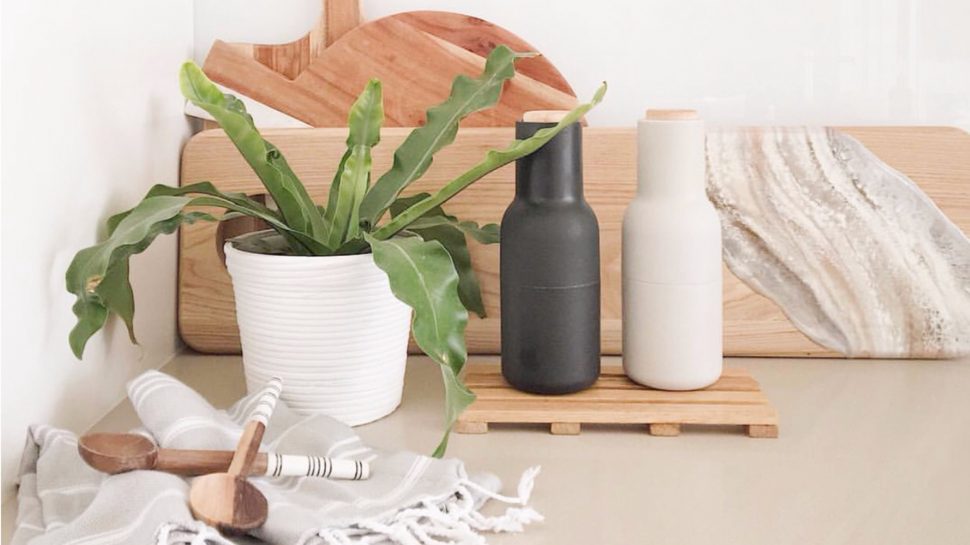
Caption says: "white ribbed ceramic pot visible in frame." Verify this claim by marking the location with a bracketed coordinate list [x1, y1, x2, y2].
[224, 240, 412, 426]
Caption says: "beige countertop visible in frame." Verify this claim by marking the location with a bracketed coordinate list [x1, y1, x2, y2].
[10, 353, 970, 544]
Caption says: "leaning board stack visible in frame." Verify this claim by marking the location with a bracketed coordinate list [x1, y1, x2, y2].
[179, 126, 970, 358]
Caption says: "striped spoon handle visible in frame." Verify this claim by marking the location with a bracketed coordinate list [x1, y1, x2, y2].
[248, 377, 284, 428]
[227, 377, 283, 477]
[148, 448, 370, 479]
[261, 454, 370, 480]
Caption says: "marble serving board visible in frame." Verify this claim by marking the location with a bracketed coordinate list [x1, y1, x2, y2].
[178, 126, 970, 358]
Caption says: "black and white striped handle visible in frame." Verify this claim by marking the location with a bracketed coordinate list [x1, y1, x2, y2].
[245, 378, 369, 480]
[263, 454, 370, 480]
[248, 377, 283, 427]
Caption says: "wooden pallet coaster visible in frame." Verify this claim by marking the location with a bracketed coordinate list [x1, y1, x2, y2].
[455, 364, 779, 438]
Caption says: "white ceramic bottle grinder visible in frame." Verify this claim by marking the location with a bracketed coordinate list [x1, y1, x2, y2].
[622, 109, 723, 390]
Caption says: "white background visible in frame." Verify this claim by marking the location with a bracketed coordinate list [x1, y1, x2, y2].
[3, 0, 970, 511]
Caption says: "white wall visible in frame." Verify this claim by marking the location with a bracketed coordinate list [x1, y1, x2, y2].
[0, 0, 194, 506]
[193, 0, 970, 130]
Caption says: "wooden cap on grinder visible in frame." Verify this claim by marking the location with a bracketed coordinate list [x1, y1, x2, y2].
[644, 109, 699, 121]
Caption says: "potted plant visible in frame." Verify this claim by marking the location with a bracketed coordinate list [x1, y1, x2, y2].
[66, 45, 606, 454]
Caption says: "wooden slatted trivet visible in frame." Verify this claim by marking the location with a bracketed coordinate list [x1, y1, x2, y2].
[455, 363, 779, 438]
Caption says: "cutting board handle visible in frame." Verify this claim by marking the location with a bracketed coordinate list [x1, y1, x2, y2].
[323, 0, 361, 47]
[246, 0, 360, 80]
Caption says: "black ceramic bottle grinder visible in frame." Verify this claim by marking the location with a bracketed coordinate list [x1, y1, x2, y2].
[500, 112, 601, 394]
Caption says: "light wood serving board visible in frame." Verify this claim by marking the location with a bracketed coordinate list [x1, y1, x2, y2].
[178, 126, 970, 357]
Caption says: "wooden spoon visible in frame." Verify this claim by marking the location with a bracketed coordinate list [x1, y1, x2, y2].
[78, 433, 369, 480]
[188, 378, 282, 533]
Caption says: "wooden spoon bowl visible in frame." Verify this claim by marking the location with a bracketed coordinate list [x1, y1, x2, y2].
[189, 473, 268, 533]
[79, 433, 157, 474]
[189, 377, 282, 533]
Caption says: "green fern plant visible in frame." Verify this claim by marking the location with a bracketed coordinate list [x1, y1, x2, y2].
[66, 45, 606, 455]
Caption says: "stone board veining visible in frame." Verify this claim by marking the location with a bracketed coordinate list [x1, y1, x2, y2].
[706, 127, 970, 358]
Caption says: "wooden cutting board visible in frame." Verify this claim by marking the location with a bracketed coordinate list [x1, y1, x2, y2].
[202, 10, 577, 127]
[246, 0, 361, 79]
[178, 126, 970, 357]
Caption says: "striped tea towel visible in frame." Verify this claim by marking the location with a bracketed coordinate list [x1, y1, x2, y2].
[12, 370, 542, 545]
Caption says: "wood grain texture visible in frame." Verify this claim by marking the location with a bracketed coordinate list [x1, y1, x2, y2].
[747, 424, 780, 439]
[157, 449, 271, 476]
[188, 473, 267, 533]
[454, 421, 488, 434]
[77, 433, 157, 474]
[226, 421, 263, 477]
[550, 422, 582, 435]
[178, 126, 970, 357]
[202, 11, 577, 128]
[77, 431, 275, 476]
[323, 0, 360, 46]
[188, 418, 269, 533]
[456, 363, 779, 436]
[648, 423, 682, 436]
[231, 0, 359, 80]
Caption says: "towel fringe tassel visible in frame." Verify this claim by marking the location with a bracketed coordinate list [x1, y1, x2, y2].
[156, 468, 542, 545]
[311, 466, 543, 545]
[155, 520, 235, 545]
